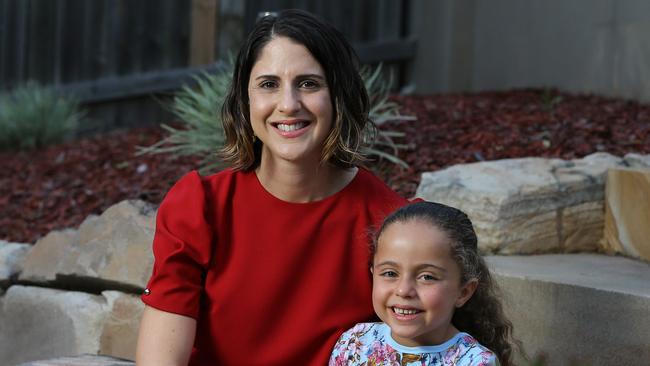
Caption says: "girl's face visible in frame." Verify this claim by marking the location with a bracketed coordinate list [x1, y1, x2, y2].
[372, 220, 477, 347]
[247, 36, 333, 165]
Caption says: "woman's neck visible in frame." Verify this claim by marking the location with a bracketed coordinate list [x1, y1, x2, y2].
[255, 155, 357, 203]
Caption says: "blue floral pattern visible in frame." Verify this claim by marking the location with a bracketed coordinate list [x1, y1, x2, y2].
[329, 323, 498, 366]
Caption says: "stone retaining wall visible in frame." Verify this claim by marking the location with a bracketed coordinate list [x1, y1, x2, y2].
[1, 152, 648, 364]
[0, 200, 155, 365]
[416, 152, 650, 255]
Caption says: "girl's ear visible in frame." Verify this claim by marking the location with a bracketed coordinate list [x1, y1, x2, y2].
[455, 279, 478, 308]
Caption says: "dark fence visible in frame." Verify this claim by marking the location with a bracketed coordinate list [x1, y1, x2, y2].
[0, 0, 190, 88]
[244, 0, 415, 85]
[245, 0, 414, 58]
[0, 0, 415, 135]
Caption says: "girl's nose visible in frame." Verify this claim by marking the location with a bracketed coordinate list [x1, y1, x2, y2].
[396, 278, 416, 298]
[278, 86, 301, 114]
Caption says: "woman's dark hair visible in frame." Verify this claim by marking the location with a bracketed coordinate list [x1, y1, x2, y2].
[220, 9, 372, 170]
[373, 201, 520, 366]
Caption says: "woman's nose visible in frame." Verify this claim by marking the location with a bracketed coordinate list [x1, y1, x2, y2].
[278, 86, 301, 114]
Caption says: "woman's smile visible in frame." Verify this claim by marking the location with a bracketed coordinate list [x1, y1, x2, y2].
[271, 119, 311, 136]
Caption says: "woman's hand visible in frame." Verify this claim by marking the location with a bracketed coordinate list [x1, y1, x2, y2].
[136, 305, 196, 366]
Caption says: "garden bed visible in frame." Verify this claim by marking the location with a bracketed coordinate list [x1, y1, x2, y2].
[1, 88, 648, 244]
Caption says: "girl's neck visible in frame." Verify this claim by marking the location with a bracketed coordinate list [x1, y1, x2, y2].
[255, 155, 357, 203]
[391, 324, 461, 348]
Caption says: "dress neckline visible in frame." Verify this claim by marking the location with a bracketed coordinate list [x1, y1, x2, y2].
[250, 167, 363, 206]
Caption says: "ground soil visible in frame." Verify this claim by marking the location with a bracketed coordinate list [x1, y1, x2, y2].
[1, 88, 649, 244]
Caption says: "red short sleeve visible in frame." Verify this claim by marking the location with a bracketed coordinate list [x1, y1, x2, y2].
[142, 171, 213, 319]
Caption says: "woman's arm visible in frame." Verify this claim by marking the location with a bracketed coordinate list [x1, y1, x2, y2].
[136, 305, 196, 366]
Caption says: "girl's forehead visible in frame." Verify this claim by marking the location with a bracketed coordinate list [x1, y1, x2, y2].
[376, 220, 451, 256]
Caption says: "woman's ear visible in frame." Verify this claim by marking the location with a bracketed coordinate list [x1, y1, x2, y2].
[455, 279, 478, 308]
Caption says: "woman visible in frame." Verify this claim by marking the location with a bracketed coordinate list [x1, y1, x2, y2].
[136, 9, 407, 365]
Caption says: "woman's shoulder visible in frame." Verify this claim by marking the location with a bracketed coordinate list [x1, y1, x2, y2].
[163, 168, 250, 201]
[350, 167, 407, 202]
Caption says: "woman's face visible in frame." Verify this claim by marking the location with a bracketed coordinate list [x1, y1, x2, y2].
[247, 36, 334, 165]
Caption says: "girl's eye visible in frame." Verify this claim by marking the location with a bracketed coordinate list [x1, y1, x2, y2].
[419, 274, 438, 281]
[379, 270, 398, 278]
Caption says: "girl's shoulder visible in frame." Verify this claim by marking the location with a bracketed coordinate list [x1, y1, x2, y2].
[448, 333, 499, 366]
[337, 322, 385, 342]
[330, 323, 395, 366]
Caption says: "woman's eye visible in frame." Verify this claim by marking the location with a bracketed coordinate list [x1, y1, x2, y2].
[299, 80, 319, 89]
[380, 271, 398, 278]
[259, 80, 277, 89]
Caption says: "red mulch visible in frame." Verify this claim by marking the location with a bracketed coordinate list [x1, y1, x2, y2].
[1, 88, 649, 244]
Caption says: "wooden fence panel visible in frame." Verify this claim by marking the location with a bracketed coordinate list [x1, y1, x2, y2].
[243, 0, 414, 61]
[243, 0, 415, 90]
[1, 0, 413, 134]
[0, 0, 191, 89]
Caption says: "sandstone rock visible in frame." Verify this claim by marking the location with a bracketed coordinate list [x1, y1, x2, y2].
[0, 285, 109, 365]
[603, 167, 650, 262]
[416, 153, 623, 254]
[624, 152, 650, 168]
[20, 200, 156, 291]
[0, 286, 143, 364]
[0, 240, 31, 287]
[61, 200, 156, 290]
[561, 201, 605, 252]
[99, 291, 144, 360]
[19, 229, 77, 283]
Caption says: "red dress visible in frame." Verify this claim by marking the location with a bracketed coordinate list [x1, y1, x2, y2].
[142, 168, 407, 365]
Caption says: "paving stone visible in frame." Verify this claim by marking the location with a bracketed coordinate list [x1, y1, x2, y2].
[16, 354, 134, 366]
[487, 254, 650, 365]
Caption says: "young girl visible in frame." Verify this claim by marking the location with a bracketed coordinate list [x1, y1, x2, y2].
[330, 201, 516, 366]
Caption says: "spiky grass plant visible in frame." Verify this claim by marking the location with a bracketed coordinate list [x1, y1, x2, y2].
[0, 82, 82, 151]
[137, 61, 233, 172]
[139, 61, 414, 172]
[362, 64, 415, 167]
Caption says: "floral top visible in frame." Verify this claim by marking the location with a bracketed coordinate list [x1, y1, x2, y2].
[329, 323, 498, 366]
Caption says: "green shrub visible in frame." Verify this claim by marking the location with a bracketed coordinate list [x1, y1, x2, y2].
[139, 61, 415, 171]
[137, 61, 233, 173]
[361, 64, 415, 167]
[0, 82, 82, 151]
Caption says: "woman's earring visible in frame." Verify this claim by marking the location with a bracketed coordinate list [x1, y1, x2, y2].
[252, 134, 257, 143]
